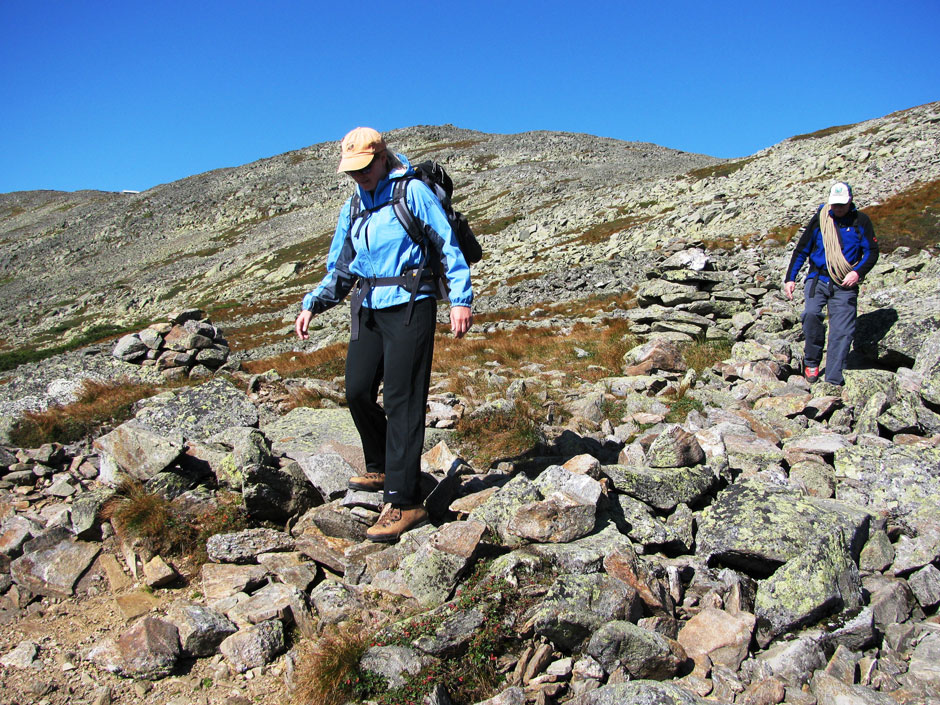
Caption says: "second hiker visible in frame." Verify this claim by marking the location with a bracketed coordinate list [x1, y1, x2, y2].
[783, 181, 879, 386]
[295, 127, 473, 542]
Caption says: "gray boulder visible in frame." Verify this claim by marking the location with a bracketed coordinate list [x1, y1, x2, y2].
[133, 377, 258, 441]
[754, 531, 863, 643]
[586, 620, 686, 679]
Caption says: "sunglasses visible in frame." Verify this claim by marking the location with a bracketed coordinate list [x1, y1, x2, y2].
[348, 155, 380, 176]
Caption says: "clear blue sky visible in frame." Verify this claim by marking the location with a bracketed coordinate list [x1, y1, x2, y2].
[2, 0, 937, 194]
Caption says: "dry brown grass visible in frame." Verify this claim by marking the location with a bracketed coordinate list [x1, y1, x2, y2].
[453, 396, 544, 468]
[681, 338, 732, 373]
[291, 625, 377, 705]
[100, 480, 247, 565]
[224, 317, 288, 350]
[433, 316, 636, 383]
[864, 179, 940, 253]
[9, 379, 159, 447]
[240, 342, 348, 379]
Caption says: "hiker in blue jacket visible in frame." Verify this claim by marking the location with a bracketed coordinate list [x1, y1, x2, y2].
[295, 127, 472, 542]
[783, 182, 878, 386]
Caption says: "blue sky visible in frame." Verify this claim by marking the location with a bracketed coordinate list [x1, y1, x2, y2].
[2, 0, 937, 194]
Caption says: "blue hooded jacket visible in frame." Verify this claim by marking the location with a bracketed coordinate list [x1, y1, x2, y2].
[302, 154, 472, 314]
[784, 204, 879, 285]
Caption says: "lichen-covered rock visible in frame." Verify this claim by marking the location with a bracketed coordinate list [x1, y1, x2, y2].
[206, 527, 293, 564]
[468, 473, 542, 546]
[646, 425, 705, 468]
[567, 680, 713, 705]
[697, 479, 870, 573]
[412, 607, 487, 656]
[359, 645, 433, 689]
[112, 334, 148, 362]
[293, 451, 357, 503]
[754, 531, 862, 642]
[604, 460, 717, 511]
[397, 520, 486, 608]
[263, 407, 362, 457]
[833, 443, 940, 530]
[93, 420, 183, 484]
[165, 601, 237, 657]
[586, 621, 686, 680]
[526, 573, 642, 650]
[133, 377, 258, 442]
[242, 462, 320, 522]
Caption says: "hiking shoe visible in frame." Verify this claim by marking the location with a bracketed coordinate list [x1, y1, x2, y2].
[804, 366, 820, 383]
[366, 504, 429, 543]
[348, 472, 385, 492]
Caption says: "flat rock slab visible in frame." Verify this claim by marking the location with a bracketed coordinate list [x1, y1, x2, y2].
[10, 540, 100, 599]
[697, 479, 871, 573]
[603, 463, 716, 511]
[263, 407, 362, 457]
[567, 681, 713, 705]
[93, 420, 183, 483]
[133, 377, 258, 442]
[206, 527, 294, 564]
[834, 443, 940, 530]
[200, 563, 268, 601]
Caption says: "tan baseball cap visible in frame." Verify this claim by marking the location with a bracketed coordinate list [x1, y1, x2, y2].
[337, 127, 386, 172]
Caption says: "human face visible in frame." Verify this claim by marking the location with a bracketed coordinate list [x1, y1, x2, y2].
[829, 202, 851, 218]
[346, 152, 388, 192]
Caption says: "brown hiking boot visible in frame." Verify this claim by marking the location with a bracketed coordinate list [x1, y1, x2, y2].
[348, 472, 385, 492]
[366, 504, 429, 543]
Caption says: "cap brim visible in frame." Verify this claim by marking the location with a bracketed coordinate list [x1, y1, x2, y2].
[337, 153, 374, 173]
[828, 195, 851, 205]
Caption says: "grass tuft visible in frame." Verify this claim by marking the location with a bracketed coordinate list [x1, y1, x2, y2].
[100, 480, 247, 564]
[291, 625, 384, 705]
[453, 396, 543, 468]
[681, 339, 731, 373]
[240, 342, 347, 379]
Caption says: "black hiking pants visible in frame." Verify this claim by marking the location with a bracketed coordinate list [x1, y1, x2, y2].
[345, 297, 436, 505]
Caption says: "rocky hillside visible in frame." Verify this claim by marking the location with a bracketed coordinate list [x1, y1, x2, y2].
[0, 104, 939, 705]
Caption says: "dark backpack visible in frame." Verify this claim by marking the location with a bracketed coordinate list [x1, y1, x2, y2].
[396, 160, 482, 265]
[349, 160, 482, 299]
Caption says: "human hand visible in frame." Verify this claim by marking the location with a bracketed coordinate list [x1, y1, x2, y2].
[295, 310, 313, 340]
[783, 281, 796, 300]
[450, 306, 472, 339]
[841, 271, 859, 288]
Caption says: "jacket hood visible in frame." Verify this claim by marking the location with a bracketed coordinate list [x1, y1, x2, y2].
[388, 152, 413, 180]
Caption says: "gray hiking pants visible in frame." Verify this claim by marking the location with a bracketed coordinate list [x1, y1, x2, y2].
[802, 278, 858, 386]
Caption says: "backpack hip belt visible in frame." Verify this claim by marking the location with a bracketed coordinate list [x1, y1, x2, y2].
[349, 267, 434, 341]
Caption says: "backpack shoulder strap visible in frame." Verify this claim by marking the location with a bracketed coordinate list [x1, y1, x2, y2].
[392, 178, 426, 250]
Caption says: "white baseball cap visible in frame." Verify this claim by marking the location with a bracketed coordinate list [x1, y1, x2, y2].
[828, 182, 853, 205]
